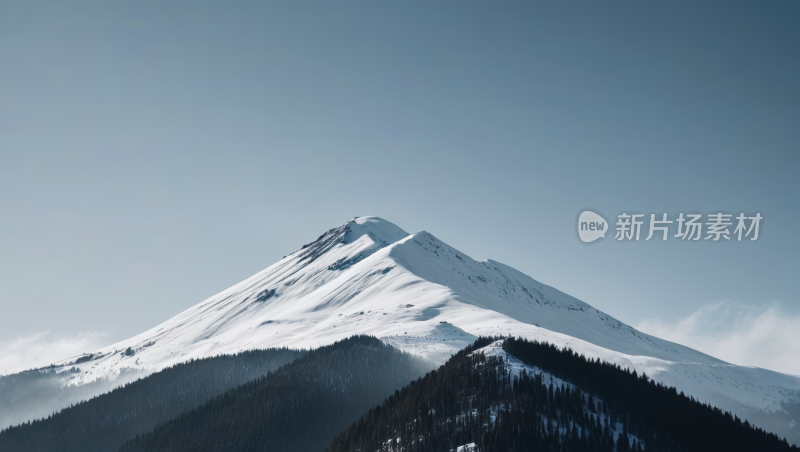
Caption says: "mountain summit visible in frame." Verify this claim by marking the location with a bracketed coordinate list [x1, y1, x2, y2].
[50, 216, 800, 436]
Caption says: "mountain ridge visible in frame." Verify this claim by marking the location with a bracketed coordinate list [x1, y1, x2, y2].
[24, 216, 800, 439]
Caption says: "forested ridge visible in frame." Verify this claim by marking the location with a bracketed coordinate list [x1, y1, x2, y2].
[117, 336, 435, 452]
[327, 337, 797, 452]
[504, 337, 796, 451]
[2, 336, 795, 452]
[0, 347, 304, 452]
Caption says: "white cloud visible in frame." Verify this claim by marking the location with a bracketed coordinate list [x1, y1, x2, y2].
[0, 331, 109, 376]
[637, 301, 800, 376]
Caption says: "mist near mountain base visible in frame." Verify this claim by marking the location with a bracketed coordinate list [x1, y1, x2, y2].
[0, 331, 109, 376]
[637, 301, 800, 375]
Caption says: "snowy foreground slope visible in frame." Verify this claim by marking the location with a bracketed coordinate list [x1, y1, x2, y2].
[53, 217, 800, 428]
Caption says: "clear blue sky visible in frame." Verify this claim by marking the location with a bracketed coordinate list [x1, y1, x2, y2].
[1, 2, 798, 369]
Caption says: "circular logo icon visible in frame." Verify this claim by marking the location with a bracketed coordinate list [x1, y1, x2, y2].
[577, 210, 608, 244]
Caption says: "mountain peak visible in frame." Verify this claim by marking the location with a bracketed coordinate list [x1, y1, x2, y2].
[346, 216, 409, 246]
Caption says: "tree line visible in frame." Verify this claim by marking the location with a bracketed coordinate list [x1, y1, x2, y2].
[326, 337, 797, 452]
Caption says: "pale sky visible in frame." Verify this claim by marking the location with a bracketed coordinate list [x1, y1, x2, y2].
[1, 1, 798, 374]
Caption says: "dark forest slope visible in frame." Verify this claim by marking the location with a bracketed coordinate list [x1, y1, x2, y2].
[327, 337, 797, 452]
[0, 347, 304, 452]
[118, 336, 435, 452]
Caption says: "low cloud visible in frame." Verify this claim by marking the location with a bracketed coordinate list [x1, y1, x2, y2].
[0, 331, 109, 376]
[637, 301, 800, 376]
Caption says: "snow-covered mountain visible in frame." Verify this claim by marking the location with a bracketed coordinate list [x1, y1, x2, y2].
[52, 216, 800, 434]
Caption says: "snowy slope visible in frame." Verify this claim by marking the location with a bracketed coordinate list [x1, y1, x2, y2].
[49, 216, 800, 432]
